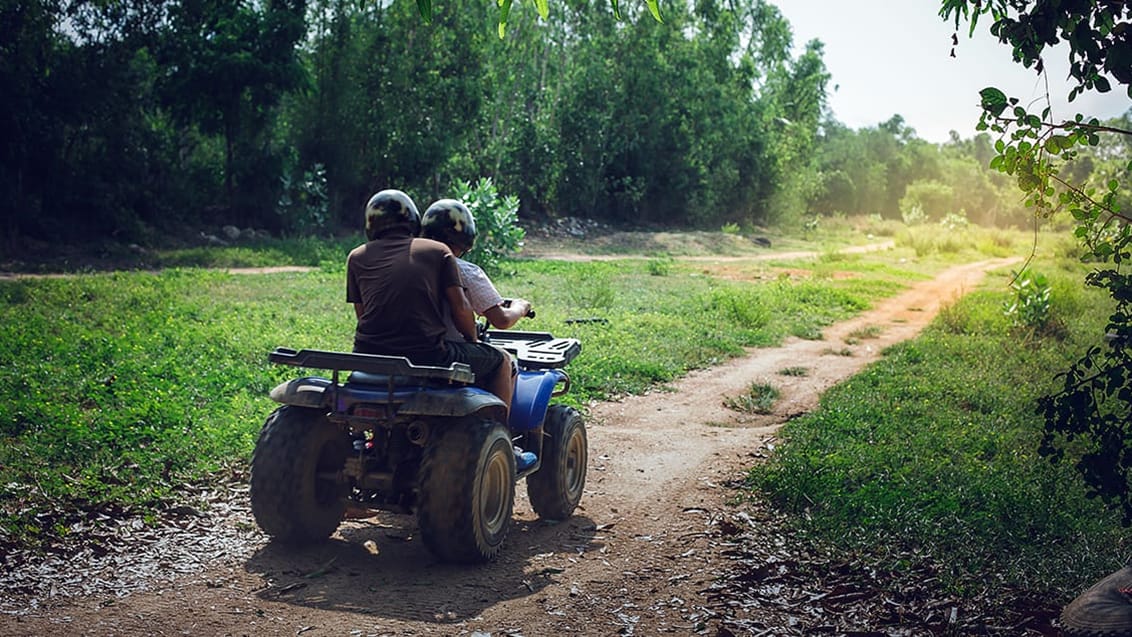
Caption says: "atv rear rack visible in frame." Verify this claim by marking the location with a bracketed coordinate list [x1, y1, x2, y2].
[269, 348, 475, 384]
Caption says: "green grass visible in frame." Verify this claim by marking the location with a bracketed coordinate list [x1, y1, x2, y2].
[489, 257, 899, 400]
[0, 270, 351, 528]
[747, 260, 1129, 600]
[0, 244, 911, 548]
[724, 382, 780, 414]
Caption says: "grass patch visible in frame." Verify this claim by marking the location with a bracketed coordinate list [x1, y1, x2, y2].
[646, 253, 674, 276]
[724, 382, 780, 414]
[844, 324, 883, 344]
[779, 366, 809, 377]
[748, 260, 1128, 600]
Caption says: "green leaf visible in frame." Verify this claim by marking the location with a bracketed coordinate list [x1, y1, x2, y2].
[609, 0, 622, 20]
[417, 0, 433, 22]
[646, 0, 662, 22]
[498, 0, 513, 38]
[533, 0, 549, 19]
[979, 87, 1008, 117]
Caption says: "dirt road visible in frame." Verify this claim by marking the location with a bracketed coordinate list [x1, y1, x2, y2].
[0, 256, 1020, 637]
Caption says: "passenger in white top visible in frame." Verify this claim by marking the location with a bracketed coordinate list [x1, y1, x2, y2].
[419, 199, 532, 341]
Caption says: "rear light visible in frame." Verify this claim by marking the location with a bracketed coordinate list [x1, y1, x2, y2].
[353, 407, 383, 419]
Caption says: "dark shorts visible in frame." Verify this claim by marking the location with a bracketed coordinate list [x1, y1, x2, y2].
[445, 341, 505, 387]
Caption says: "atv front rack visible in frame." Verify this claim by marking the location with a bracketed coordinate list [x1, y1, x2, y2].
[269, 348, 475, 384]
[485, 331, 581, 370]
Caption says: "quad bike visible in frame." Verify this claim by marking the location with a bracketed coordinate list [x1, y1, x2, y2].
[249, 326, 586, 563]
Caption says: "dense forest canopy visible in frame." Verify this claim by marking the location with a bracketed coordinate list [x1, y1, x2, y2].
[1, 0, 1128, 254]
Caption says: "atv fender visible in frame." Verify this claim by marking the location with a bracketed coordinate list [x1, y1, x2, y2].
[509, 369, 568, 431]
[398, 387, 507, 423]
[269, 377, 333, 408]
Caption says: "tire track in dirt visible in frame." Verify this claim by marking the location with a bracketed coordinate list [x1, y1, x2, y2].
[1, 256, 1020, 637]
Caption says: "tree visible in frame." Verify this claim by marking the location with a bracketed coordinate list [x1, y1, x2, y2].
[941, 0, 1132, 524]
[157, 0, 308, 226]
[286, 0, 486, 228]
[0, 0, 310, 250]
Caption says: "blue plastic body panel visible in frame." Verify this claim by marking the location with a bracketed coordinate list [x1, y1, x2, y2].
[268, 376, 506, 422]
[509, 369, 567, 431]
[338, 382, 506, 421]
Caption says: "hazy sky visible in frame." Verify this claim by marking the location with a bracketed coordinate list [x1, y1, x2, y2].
[771, 0, 1132, 143]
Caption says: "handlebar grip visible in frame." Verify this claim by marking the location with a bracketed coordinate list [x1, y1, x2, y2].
[503, 299, 535, 319]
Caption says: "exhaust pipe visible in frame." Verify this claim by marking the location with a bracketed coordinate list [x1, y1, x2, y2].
[406, 421, 430, 446]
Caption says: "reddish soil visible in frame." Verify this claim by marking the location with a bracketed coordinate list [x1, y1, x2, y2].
[0, 254, 1025, 637]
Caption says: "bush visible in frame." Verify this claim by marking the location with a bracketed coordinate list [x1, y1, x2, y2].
[901, 204, 928, 226]
[939, 211, 969, 231]
[276, 163, 329, 236]
[901, 179, 954, 222]
[646, 254, 674, 276]
[1003, 269, 1053, 332]
[456, 177, 525, 276]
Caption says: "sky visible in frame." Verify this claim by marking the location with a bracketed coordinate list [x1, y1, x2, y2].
[770, 0, 1132, 144]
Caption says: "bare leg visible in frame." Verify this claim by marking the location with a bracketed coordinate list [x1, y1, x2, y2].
[488, 347, 515, 420]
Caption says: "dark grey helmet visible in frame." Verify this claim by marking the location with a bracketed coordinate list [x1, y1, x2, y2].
[421, 199, 477, 251]
[364, 190, 420, 240]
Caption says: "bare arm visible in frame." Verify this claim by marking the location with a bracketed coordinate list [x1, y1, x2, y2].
[482, 298, 532, 330]
[445, 285, 479, 342]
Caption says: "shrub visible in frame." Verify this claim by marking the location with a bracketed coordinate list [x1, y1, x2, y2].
[456, 177, 525, 276]
[901, 204, 928, 226]
[276, 163, 329, 235]
[1003, 269, 1053, 332]
[646, 254, 674, 276]
[901, 179, 954, 222]
[940, 211, 969, 231]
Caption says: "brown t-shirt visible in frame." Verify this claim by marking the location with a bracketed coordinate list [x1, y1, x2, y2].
[346, 233, 462, 362]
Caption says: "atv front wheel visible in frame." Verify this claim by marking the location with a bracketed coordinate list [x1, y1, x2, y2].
[250, 405, 349, 544]
[417, 418, 515, 563]
[526, 404, 587, 521]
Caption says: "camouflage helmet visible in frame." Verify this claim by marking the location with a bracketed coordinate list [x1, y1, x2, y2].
[364, 189, 420, 240]
[421, 199, 477, 252]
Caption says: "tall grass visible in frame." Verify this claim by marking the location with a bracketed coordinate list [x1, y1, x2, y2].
[748, 261, 1128, 598]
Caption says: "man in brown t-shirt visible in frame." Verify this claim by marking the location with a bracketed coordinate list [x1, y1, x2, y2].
[346, 189, 511, 412]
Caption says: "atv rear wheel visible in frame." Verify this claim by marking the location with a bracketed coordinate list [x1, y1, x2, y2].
[527, 405, 587, 521]
[250, 405, 349, 544]
[417, 418, 515, 563]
